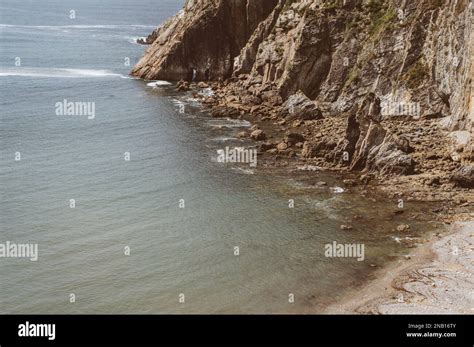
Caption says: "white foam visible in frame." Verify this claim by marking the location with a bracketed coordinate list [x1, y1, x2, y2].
[0, 24, 155, 30]
[392, 236, 417, 244]
[171, 99, 185, 106]
[231, 167, 254, 175]
[127, 36, 147, 44]
[147, 80, 172, 87]
[211, 137, 238, 142]
[296, 165, 321, 172]
[0, 67, 124, 79]
[207, 119, 251, 129]
[199, 87, 215, 97]
[329, 186, 345, 194]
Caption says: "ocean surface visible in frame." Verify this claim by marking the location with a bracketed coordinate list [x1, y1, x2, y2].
[0, 0, 437, 313]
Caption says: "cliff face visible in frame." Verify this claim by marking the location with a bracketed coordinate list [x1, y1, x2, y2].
[133, 0, 473, 185]
[131, 0, 278, 80]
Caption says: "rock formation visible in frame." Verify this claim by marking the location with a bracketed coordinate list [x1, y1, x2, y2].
[131, 0, 278, 81]
[133, 0, 473, 183]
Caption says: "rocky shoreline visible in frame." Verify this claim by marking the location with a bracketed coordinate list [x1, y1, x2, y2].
[178, 80, 474, 224]
[131, 0, 473, 313]
[131, 0, 473, 222]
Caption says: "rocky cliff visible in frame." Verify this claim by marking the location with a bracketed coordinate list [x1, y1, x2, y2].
[131, 0, 278, 80]
[132, 0, 473, 191]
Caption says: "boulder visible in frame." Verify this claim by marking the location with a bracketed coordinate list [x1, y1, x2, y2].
[450, 165, 474, 188]
[211, 106, 240, 118]
[250, 129, 267, 141]
[259, 142, 276, 151]
[176, 80, 190, 91]
[301, 142, 317, 158]
[281, 91, 323, 120]
[241, 95, 262, 105]
[334, 93, 416, 176]
[284, 132, 305, 146]
[237, 131, 247, 138]
[261, 90, 283, 106]
[396, 224, 411, 232]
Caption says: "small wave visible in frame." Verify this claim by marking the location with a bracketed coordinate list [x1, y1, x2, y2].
[231, 167, 255, 175]
[296, 165, 321, 172]
[127, 36, 147, 44]
[171, 99, 186, 111]
[147, 80, 172, 87]
[182, 97, 202, 107]
[198, 87, 215, 97]
[121, 75, 139, 80]
[286, 180, 316, 189]
[0, 24, 155, 29]
[392, 236, 417, 244]
[210, 137, 239, 142]
[171, 99, 185, 105]
[0, 67, 125, 79]
[207, 119, 251, 129]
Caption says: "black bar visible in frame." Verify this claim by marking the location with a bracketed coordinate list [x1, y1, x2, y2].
[0, 315, 473, 346]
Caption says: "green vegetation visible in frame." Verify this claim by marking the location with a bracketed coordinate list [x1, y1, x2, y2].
[368, 5, 396, 37]
[366, 0, 384, 14]
[343, 66, 361, 90]
[345, 16, 360, 31]
[403, 60, 429, 89]
[323, 0, 343, 11]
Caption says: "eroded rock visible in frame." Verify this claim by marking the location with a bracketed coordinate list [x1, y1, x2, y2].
[250, 129, 267, 141]
[451, 165, 474, 188]
[281, 91, 323, 120]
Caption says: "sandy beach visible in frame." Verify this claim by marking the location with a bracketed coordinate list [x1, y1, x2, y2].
[328, 221, 474, 314]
